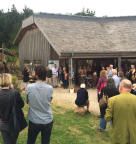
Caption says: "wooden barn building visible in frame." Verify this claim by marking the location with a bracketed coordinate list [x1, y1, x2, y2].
[14, 13, 136, 83]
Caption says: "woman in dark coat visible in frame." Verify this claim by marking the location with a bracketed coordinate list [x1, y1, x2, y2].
[23, 66, 30, 90]
[58, 66, 63, 84]
[0, 73, 24, 143]
[97, 78, 119, 132]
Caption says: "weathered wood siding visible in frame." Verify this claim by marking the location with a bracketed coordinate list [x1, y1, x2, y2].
[50, 45, 59, 60]
[19, 28, 59, 70]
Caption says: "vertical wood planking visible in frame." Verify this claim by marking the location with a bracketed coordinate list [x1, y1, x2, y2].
[19, 28, 59, 70]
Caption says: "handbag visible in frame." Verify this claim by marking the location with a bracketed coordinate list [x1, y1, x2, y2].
[9, 91, 28, 132]
[99, 91, 109, 108]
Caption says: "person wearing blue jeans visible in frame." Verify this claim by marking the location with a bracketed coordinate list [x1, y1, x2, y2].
[26, 65, 53, 144]
[99, 118, 112, 130]
[97, 78, 119, 132]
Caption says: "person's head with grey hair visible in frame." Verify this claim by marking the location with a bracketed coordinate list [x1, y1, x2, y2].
[118, 71, 124, 79]
[106, 77, 116, 89]
[47, 66, 50, 70]
[119, 79, 132, 93]
[112, 69, 117, 76]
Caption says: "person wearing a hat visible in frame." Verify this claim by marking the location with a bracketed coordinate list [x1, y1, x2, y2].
[75, 84, 90, 113]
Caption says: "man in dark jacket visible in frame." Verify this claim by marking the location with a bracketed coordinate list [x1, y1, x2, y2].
[75, 84, 90, 113]
[46, 66, 52, 85]
[23, 66, 30, 90]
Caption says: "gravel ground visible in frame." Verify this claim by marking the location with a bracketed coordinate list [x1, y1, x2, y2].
[52, 88, 100, 115]
[18, 80, 100, 115]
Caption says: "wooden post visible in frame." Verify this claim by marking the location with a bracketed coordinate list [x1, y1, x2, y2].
[69, 57, 72, 85]
[118, 56, 121, 71]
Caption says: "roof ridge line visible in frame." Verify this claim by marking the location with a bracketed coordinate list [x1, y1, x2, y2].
[34, 12, 136, 19]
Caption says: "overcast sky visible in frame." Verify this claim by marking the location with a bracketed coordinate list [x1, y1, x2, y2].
[1, 0, 136, 17]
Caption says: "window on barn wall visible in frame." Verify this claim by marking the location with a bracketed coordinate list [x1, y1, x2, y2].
[33, 60, 42, 66]
[24, 60, 30, 66]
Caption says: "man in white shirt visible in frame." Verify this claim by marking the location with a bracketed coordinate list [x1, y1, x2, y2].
[52, 64, 58, 87]
[108, 64, 113, 77]
[112, 69, 120, 88]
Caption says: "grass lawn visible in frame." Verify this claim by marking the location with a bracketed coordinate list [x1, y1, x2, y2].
[0, 93, 110, 144]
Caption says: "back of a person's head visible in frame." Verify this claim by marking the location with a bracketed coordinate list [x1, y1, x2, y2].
[0, 62, 5, 74]
[80, 83, 86, 89]
[112, 69, 117, 75]
[34, 65, 46, 81]
[119, 79, 132, 93]
[118, 71, 124, 79]
[100, 70, 106, 78]
[106, 77, 116, 89]
[121, 79, 132, 89]
[0, 73, 12, 87]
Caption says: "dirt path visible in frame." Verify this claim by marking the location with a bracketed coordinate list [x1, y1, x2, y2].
[18, 80, 100, 115]
[52, 88, 100, 115]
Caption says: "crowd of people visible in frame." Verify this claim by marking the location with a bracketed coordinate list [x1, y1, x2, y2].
[46, 64, 73, 89]
[0, 60, 136, 143]
[75, 65, 136, 144]
[44, 62, 136, 90]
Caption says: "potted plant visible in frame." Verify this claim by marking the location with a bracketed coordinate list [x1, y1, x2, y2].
[69, 85, 74, 93]
[74, 87, 79, 93]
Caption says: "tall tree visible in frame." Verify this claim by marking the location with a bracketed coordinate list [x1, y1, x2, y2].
[0, 5, 33, 49]
[0, 9, 4, 47]
[22, 5, 33, 19]
[75, 8, 95, 17]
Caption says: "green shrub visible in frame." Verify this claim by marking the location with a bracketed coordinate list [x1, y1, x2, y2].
[14, 87, 21, 93]
[12, 76, 18, 84]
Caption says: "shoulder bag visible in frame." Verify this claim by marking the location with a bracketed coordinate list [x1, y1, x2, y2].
[99, 88, 109, 108]
[9, 91, 27, 132]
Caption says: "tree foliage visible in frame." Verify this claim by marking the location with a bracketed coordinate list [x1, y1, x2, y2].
[0, 6, 96, 50]
[0, 5, 33, 49]
[75, 8, 95, 17]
